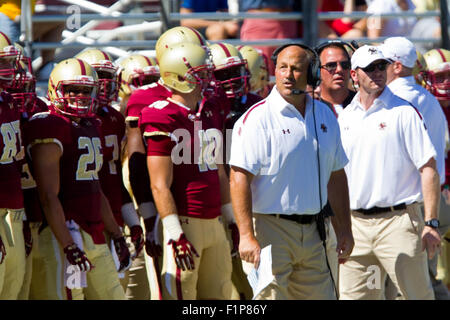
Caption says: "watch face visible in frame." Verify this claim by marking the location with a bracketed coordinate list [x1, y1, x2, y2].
[426, 219, 439, 228]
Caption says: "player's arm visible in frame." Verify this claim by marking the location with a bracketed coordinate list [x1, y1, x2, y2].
[147, 154, 199, 270]
[327, 168, 354, 263]
[30, 142, 73, 248]
[229, 165, 260, 268]
[126, 124, 155, 212]
[30, 140, 92, 272]
[420, 157, 441, 259]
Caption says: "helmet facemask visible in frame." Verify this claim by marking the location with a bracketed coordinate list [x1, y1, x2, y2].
[95, 66, 119, 105]
[128, 65, 160, 91]
[213, 61, 249, 98]
[53, 77, 98, 117]
[0, 46, 20, 87]
[426, 63, 450, 101]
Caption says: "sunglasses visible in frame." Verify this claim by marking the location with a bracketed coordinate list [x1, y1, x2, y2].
[321, 61, 351, 72]
[361, 62, 388, 73]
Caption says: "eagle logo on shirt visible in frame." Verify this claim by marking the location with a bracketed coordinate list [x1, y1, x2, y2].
[379, 122, 387, 130]
[369, 48, 378, 54]
[320, 123, 327, 133]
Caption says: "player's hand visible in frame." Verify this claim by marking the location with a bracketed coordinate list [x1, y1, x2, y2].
[422, 226, 441, 259]
[23, 221, 33, 258]
[168, 233, 199, 271]
[0, 235, 6, 264]
[129, 225, 144, 259]
[63, 243, 92, 272]
[228, 223, 240, 257]
[113, 236, 132, 272]
[144, 216, 162, 258]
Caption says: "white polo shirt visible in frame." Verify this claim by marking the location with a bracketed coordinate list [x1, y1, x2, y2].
[388, 76, 448, 185]
[229, 86, 348, 215]
[338, 87, 437, 210]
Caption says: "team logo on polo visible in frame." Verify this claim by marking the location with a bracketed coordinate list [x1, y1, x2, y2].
[379, 122, 387, 130]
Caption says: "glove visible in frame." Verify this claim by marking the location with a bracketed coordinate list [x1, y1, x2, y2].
[144, 216, 162, 257]
[23, 221, 33, 258]
[129, 225, 144, 259]
[228, 223, 240, 257]
[168, 233, 199, 271]
[0, 235, 6, 264]
[63, 243, 92, 272]
[113, 236, 131, 272]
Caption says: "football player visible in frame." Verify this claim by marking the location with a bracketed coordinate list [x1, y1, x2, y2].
[141, 42, 233, 300]
[75, 49, 134, 281]
[118, 53, 165, 299]
[209, 42, 264, 300]
[423, 48, 450, 296]
[24, 58, 127, 300]
[7, 45, 49, 300]
[0, 31, 26, 300]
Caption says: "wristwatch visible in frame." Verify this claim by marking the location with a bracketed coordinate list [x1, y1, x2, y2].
[425, 219, 440, 229]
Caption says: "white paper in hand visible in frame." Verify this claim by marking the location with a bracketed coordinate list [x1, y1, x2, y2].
[247, 245, 274, 299]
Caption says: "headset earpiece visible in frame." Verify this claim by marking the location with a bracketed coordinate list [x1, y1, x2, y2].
[271, 43, 321, 88]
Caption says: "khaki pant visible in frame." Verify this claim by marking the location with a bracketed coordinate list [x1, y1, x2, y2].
[18, 222, 41, 300]
[253, 214, 336, 300]
[0, 208, 26, 299]
[30, 226, 126, 300]
[161, 216, 233, 300]
[339, 204, 434, 300]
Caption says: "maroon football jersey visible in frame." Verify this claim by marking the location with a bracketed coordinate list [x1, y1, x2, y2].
[97, 104, 126, 227]
[140, 97, 225, 219]
[24, 109, 106, 244]
[125, 81, 172, 124]
[0, 91, 23, 209]
[19, 97, 49, 222]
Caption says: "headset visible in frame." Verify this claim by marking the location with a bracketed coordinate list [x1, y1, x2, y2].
[314, 39, 359, 60]
[271, 43, 322, 88]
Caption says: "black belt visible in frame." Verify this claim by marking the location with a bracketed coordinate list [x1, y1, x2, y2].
[354, 203, 407, 215]
[270, 213, 317, 224]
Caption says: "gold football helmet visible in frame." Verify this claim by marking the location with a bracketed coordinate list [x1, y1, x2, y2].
[0, 32, 20, 86]
[412, 50, 428, 87]
[9, 55, 37, 112]
[238, 45, 268, 94]
[48, 58, 99, 117]
[209, 42, 249, 98]
[155, 26, 207, 62]
[159, 42, 214, 94]
[117, 54, 159, 98]
[75, 48, 120, 105]
[423, 48, 450, 101]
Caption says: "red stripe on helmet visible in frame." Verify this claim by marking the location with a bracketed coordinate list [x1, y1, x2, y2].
[185, 26, 205, 46]
[100, 50, 109, 60]
[436, 49, 448, 63]
[77, 59, 87, 75]
[0, 32, 11, 45]
[143, 56, 152, 66]
[218, 43, 231, 57]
